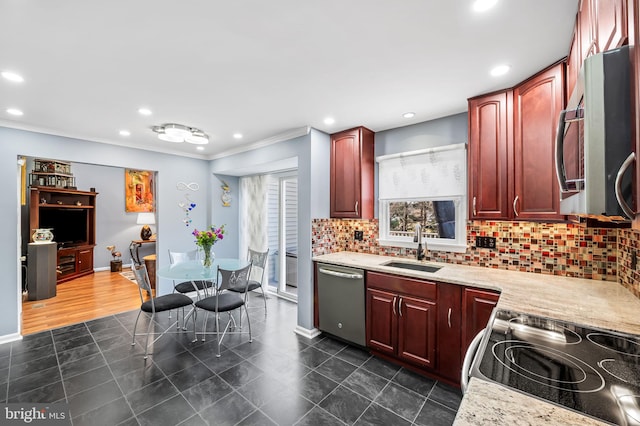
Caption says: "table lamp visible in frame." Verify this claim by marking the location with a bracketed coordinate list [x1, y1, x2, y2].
[136, 212, 155, 240]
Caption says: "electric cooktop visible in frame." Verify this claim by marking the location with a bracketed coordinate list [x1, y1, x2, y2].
[470, 309, 640, 425]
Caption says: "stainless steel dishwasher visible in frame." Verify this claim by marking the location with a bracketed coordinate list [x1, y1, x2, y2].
[317, 263, 365, 346]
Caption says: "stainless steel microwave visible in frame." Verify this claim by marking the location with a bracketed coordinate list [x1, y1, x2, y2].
[555, 45, 635, 218]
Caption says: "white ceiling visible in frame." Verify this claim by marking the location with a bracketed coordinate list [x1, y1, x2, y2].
[0, 0, 578, 160]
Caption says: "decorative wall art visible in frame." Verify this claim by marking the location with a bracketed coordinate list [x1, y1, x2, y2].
[221, 180, 231, 207]
[125, 169, 155, 212]
[177, 181, 199, 226]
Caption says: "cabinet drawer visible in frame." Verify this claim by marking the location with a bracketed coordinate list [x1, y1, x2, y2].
[367, 271, 436, 300]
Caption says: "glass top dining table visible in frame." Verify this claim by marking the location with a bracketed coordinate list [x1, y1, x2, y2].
[156, 258, 249, 281]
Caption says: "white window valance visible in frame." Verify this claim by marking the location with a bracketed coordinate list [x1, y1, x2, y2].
[377, 143, 467, 200]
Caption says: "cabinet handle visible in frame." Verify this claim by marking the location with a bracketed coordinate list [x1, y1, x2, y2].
[448, 307, 452, 328]
[398, 297, 403, 317]
[355, 201, 358, 216]
[615, 152, 636, 219]
[472, 196, 477, 217]
[513, 196, 519, 217]
[392, 296, 397, 316]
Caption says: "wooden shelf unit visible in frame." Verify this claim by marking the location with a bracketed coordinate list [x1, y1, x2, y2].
[29, 187, 98, 283]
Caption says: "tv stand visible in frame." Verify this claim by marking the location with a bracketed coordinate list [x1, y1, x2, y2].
[29, 187, 98, 283]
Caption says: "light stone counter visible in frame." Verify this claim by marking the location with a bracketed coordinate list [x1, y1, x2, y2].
[313, 251, 640, 425]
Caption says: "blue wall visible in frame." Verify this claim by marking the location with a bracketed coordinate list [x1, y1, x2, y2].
[1, 126, 212, 340]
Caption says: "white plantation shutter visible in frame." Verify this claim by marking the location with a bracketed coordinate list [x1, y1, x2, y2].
[377, 143, 466, 200]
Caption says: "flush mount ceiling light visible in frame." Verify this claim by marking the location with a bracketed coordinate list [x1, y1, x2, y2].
[152, 123, 210, 145]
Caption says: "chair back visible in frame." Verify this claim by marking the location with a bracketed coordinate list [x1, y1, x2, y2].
[131, 264, 155, 307]
[247, 248, 268, 283]
[169, 249, 199, 265]
[216, 263, 252, 294]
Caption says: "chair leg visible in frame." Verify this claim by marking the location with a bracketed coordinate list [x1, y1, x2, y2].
[131, 310, 142, 346]
[143, 312, 154, 359]
[244, 304, 253, 343]
[260, 286, 267, 315]
[215, 312, 221, 357]
[201, 311, 209, 342]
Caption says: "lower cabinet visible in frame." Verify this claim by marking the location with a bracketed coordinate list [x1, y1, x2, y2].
[461, 287, 500, 356]
[57, 246, 95, 283]
[365, 271, 498, 386]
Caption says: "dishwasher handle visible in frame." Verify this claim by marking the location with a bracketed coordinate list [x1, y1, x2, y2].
[318, 267, 363, 280]
[461, 328, 486, 394]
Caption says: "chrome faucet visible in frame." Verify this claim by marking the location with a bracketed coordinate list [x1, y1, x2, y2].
[414, 224, 425, 261]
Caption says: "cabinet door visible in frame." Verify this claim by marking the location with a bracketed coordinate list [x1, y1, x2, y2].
[366, 288, 397, 356]
[461, 288, 499, 356]
[594, 0, 627, 53]
[77, 248, 93, 274]
[330, 127, 374, 219]
[513, 62, 565, 220]
[633, 0, 640, 204]
[579, 0, 597, 60]
[566, 26, 580, 101]
[468, 91, 512, 220]
[397, 295, 437, 369]
[437, 283, 462, 383]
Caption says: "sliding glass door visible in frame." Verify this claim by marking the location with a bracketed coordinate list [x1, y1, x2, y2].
[266, 173, 298, 301]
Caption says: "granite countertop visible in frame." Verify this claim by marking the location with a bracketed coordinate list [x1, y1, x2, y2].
[313, 251, 640, 426]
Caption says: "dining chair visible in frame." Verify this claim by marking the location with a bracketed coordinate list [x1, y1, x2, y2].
[168, 249, 214, 299]
[194, 263, 253, 357]
[227, 248, 269, 317]
[130, 263, 195, 358]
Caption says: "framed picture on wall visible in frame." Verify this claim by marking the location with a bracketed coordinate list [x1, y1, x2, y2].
[125, 169, 155, 212]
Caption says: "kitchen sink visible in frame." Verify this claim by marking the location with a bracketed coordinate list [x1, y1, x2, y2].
[382, 261, 442, 273]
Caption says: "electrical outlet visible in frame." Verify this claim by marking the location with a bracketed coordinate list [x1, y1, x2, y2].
[354, 230, 364, 241]
[475, 236, 496, 249]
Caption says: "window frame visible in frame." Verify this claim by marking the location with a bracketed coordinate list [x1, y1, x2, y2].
[378, 195, 467, 253]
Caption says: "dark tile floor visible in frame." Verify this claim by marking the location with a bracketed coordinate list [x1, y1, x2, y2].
[2, 294, 461, 426]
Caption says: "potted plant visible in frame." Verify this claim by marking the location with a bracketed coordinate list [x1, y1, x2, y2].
[107, 245, 122, 272]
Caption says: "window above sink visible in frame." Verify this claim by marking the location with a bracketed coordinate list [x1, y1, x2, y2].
[377, 143, 468, 253]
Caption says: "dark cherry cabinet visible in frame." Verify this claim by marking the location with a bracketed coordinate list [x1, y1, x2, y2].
[29, 187, 97, 283]
[330, 127, 375, 219]
[365, 271, 462, 384]
[513, 62, 565, 220]
[366, 273, 438, 370]
[594, 0, 627, 53]
[468, 91, 512, 220]
[461, 288, 500, 357]
[468, 62, 564, 221]
[630, 0, 640, 217]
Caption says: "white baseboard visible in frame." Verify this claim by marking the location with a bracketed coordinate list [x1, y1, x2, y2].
[0, 333, 22, 345]
[294, 325, 322, 340]
[94, 266, 110, 272]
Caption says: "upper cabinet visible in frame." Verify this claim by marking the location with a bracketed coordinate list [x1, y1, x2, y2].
[468, 62, 565, 221]
[631, 0, 640, 214]
[468, 91, 512, 220]
[567, 0, 628, 99]
[330, 127, 375, 219]
[513, 62, 565, 220]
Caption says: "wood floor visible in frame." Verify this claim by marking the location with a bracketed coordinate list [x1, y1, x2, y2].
[22, 269, 144, 335]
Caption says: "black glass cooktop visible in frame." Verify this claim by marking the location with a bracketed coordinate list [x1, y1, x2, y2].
[470, 310, 640, 425]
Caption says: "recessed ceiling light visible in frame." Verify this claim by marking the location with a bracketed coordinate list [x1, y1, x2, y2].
[233, 133, 243, 139]
[7, 108, 23, 116]
[138, 108, 152, 116]
[1, 71, 24, 83]
[119, 130, 131, 137]
[402, 112, 416, 119]
[196, 146, 205, 151]
[324, 117, 335, 125]
[473, 0, 498, 12]
[490, 64, 511, 76]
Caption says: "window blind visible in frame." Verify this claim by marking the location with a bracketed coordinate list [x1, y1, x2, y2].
[377, 143, 466, 200]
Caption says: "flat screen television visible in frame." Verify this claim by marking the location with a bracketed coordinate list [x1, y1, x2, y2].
[39, 208, 88, 246]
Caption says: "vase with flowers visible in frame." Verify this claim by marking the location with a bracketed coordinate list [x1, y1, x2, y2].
[192, 225, 225, 268]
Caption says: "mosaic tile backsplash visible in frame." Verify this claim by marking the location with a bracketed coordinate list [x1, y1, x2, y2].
[312, 219, 622, 282]
[618, 228, 640, 298]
